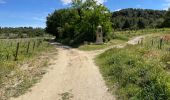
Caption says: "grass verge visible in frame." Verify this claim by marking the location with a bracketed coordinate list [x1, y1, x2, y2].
[95, 34, 170, 99]
[78, 39, 125, 51]
[0, 40, 57, 100]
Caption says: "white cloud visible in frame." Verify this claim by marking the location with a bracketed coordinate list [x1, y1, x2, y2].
[96, 0, 107, 4]
[163, 0, 170, 10]
[33, 17, 46, 22]
[61, 0, 72, 5]
[0, 0, 6, 4]
[60, 0, 107, 5]
[114, 8, 122, 11]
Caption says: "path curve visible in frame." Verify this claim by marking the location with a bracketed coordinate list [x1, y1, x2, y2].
[11, 36, 144, 100]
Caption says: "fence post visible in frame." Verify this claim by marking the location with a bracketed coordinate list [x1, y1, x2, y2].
[151, 39, 154, 46]
[37, 39, 42, 48]
[14, 42, 19, 61]
[27, 42, 30, 53]
[6, 53, 9, 60]
[141, 39, 143, 46]
[159, 38, 163, 49]
[32, 41, 36, 51]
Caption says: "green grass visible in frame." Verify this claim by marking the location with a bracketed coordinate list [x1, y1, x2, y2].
[78, 39, 125, 51]
[113, 28, 170, 41]
[0, 38, 56, 100]
[96, 33, 170, 100]
[78, 28, 170, 51]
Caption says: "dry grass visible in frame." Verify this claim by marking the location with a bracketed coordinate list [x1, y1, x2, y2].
[0, 47, 57, 100]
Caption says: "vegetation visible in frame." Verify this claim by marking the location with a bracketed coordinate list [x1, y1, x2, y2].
[96, 33, 170, 99]
[46, 0, 112, 45]
[113, 28, 170, 41]
[162, 8, 170, 28]
[0, 38, 55, 100]
[112, 8, 166, 30]
[0, 27, 47, 39]
[1, 0, 170, 99]
[46, 5, 170, 45]
[78, 39, 125, 51]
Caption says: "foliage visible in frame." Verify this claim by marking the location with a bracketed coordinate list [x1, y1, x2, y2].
[96, 34, 170, 99]
[0, 27, 47, 39]
[113, 28, 170, 41]
[78, 39, 125, 51]
[112, 8, 166, 30]
[162, 8, 170, 27]
[46, 0, 112, 45]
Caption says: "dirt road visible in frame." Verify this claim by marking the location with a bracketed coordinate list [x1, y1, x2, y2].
[11, 36, 144, 100]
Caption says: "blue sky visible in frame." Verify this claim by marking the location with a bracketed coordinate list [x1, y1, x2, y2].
[0, 0, 170, 28]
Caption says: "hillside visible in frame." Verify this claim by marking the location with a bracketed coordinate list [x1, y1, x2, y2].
[112, 8, 166, 30]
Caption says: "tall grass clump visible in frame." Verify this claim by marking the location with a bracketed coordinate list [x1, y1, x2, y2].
[96, 46, 170, 100]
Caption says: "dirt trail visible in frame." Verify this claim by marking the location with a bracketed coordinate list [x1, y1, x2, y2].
[11, 36, 144, 100]
[88, 35, 145, 56]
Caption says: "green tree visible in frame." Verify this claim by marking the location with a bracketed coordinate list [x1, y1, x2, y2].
[112, 8, 166, 30]
[46, 0, 112, 45]
[137, 19, 145, 29]
[122, 20, 131, 29]
[162, 8, 170, 27]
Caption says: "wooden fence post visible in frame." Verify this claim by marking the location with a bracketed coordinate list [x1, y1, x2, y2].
[6, 53, 9, 60]
[151, 39, 154, 46]
[14, 42, 19, 61]
[27, 42, 30, 53]
[159, 38, 163, 49]
[141, 39, 143, 46]
[32, 41, 36, 51]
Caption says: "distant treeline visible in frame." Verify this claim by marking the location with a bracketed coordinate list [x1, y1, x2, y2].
[0, 27, 47, 39]
[112, 8, 166, 30]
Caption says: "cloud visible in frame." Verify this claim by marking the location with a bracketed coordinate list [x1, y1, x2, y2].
[0, 0, 6, 4]
[60, 0, 107, 5]
[33, 17, 46, 22]
[163, 0, 170, 10]
[96, 0, 107, 4]
[61, 0, 72, 5]
[114, 8, 122, 11]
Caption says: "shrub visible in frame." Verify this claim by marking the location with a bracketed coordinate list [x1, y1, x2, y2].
[96, 46, 170, 99]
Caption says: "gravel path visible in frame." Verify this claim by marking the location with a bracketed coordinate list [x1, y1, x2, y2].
[11, 36, 144, 100]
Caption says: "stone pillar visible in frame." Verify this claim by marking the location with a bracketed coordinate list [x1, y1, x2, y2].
[96, 25, 103, 44]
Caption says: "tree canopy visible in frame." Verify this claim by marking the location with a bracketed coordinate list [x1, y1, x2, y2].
[112, 8, 166, 30]
[46, 3, 170, 44]
[46, 0, 112, 45]
[162, 8, 170, 27]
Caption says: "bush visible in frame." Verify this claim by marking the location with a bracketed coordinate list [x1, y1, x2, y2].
[161, 53, 170, 69]
[46, 1, 113, 45]
[96, 46, 170, 99]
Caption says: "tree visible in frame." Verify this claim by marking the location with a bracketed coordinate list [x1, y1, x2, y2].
[46, 0, 112, 45]
[0, 27, 46, 38]
[162, 8, 170, 27]
[122, 20, 131, 29]
[112, 8, 166, 30]
[137, 19, 145, 29]
[72, 0, 83, 20]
